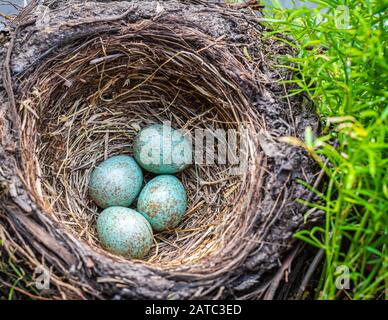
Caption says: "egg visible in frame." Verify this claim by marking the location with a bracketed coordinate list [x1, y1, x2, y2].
[96, 206, 153, 259]
[89, 155, 143, 208]
[133, 124, 192, 174]
[137, 175, 187, 232]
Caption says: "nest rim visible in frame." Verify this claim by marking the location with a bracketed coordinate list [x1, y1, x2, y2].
[18, 20, 264, 272]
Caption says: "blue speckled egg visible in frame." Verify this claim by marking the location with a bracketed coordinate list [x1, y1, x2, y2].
[96, 206, 153, 259]
[137, 175, 187, 232]
[89, 155, 143, 208]
[133, 124, 192, 174]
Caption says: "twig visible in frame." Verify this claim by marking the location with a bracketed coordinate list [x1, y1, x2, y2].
[295, 248, 324, 299]
[0, 11, 13, 20]
[65, 5, 139, 27]
[263, 243, 302, 300]
[90, 53, 124, 65]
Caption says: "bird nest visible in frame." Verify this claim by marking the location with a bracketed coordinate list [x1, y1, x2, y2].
[0, 0, 319, 299]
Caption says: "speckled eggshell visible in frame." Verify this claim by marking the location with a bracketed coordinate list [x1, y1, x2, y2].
[133, 124, 192, 174]
[137, 175, 187, 232]
[89, 155, 143, 208]
[96, 206, 153, 259]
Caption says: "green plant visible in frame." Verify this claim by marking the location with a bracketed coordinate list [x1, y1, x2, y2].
[263, 0, 387, 299]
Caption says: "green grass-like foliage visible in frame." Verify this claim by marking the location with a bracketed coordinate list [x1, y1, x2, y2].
[263, 0, 387, 299]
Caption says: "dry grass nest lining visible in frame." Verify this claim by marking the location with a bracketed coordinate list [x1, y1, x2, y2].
[18, 21, 263, 269]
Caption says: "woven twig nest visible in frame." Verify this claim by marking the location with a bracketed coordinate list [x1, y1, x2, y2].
[0, 0, 319, 299]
